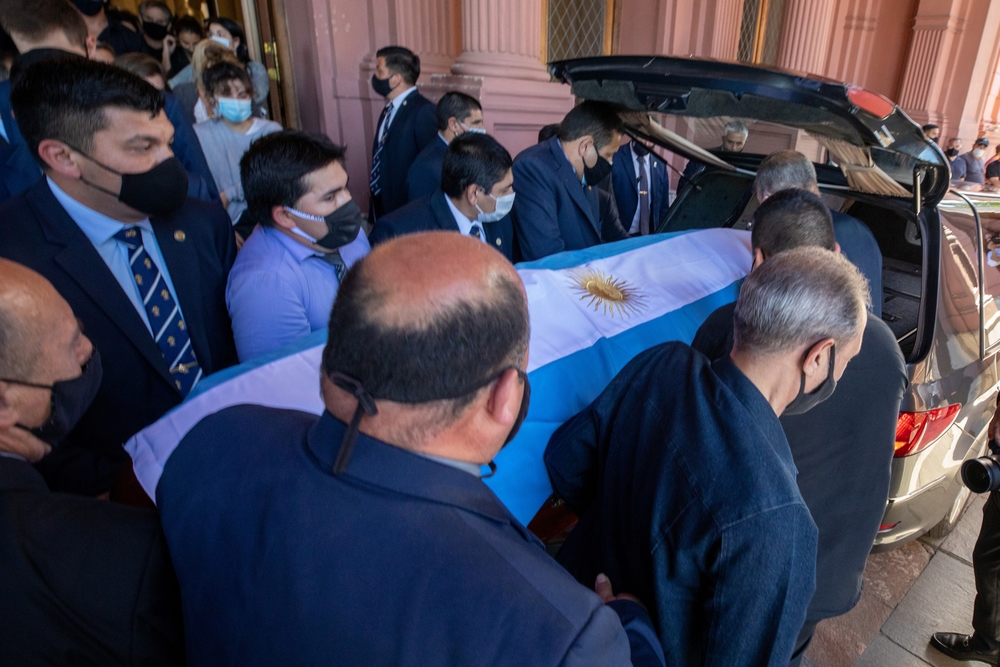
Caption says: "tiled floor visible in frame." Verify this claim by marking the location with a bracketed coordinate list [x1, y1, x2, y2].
[803, 494, 988, 666]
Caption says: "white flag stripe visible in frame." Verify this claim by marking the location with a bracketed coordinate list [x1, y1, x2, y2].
[522, 228, 751, 372]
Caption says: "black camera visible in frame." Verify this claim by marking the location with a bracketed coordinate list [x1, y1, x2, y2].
[962, 440, 1000, 493]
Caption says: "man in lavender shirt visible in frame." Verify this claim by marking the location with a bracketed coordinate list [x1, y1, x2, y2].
[226, 131, 370, 362]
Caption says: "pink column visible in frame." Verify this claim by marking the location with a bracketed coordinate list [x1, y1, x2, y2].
[709, 0, 742, 60]
[896, 12, 960, 126]
[449, 0, 549, 81]
[394, 0, 461, 75]
[776, 0, 836, 74]
[824, 0, 881, 85]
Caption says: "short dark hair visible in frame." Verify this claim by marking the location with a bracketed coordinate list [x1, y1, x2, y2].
[922, 124, 939, 133]
[751, 189, 835, 257]
[323, 258, 529, 417]
[240, 130, 346, 227]
[435, 91, 481, 131]
[202, 61, 252, 98]
[115, 52, 165, 83]
[537, 123, 560, 143]
[557, 101, 625, 150]
[440, 133, 512, 199]
[174, 15, 204, 37]
[0, 0, 87, 50]
[207, 17, 249, 63]
[376, 45, 420, 85]
[11, 56, 164, 167]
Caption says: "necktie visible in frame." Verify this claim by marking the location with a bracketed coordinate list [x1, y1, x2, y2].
[370, 103, 392, 197]
[319, 250, 348, 282]
[113, 227, 201, 396]
[638, 157, 651, 235]
[470, 224, 484, 241]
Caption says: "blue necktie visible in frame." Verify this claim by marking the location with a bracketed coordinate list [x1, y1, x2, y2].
[370, 103, 392, 197]
[113, 227, 201, 396]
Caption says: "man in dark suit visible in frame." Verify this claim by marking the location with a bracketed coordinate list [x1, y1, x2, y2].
[0, 57, 237, 496]
[406, 90, 483, 202]
[512, 101, 628, 260]
[754, 149, 883, 318]
[154, 232, 665, 666]
[368, 45, 437, 222]
[0, 259, 184, 666]
[678, 119, 749, 193]
[611, 139, 671, 236]
[0, 0, 219, 204]
[371, 132, 514, 261]
[690, 189, 908, 667]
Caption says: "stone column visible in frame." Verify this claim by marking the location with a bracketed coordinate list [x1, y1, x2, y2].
[449, 0, 550, 81]
[709, 0, 743, 61]
[776, 0, 837, 74]
[824, 0, 881, 85]
[896, 11, 962, 128]
[395, 0, 461, 75]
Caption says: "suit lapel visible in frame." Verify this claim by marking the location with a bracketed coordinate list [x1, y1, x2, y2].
[27, 185, 176, 388]
[429, 190, 461, 232]
[623, 147, 638, 193]
[548, 139, 599, 235]
[153, 217, 211, 376]
[384, 92, 421, 146]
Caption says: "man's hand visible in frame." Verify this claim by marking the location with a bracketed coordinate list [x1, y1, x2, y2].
[163, 34, 177, 57]
[594, 573, 645, 607]
[0, 427, 51, 463]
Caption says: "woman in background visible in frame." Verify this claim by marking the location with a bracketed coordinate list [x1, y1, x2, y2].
[206, 17, 270, 116]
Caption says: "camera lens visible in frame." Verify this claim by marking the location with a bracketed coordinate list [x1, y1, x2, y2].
[962, 456, 1000, 494]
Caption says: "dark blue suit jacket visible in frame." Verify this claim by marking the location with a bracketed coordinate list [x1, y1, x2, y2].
[512, 136, 604, 260]
[406, 134, 447, 202]
[611, 143, 670, 233]
[372, 90, 437, 216]
[0, 180, 238, 495]
[0, 81, 218, 204]
[831, 210, 882, 318]
[369, 189, 514, 261]
[158, 406, 665, 667]
[546, 344, 817, 667]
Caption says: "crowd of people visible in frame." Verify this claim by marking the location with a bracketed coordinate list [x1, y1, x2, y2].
[0, 2, 989, 666]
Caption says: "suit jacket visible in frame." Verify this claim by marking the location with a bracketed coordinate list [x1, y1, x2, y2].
[512, 136, 609, 260]
[611, 143, 670, 233]
[157, 406, 665, 667]
[372, 90, 437, 215]
[0, 180, 238, 495]
[406, 134, 447, 202]
[0, 81, 217, 204]
[0, 456, 184, 665]
[831, 210, 883, 318]
[369, 189, 514, 261]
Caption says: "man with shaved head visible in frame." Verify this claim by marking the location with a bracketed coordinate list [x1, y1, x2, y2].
[154, 232, 666, 666]
[0, 259, 184, 665]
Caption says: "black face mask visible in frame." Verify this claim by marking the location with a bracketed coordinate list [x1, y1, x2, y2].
[3, 350, 103, 448]
[930, 136, 939, 145]
[316, 200, 365, 249]
[783, 344, 836, 416]
[946, 148, 960, 158]
[72, 149, 189, 217]
[583, 150, 613, 185]
[143, 22, 170, 41]
[502, 368, 530, 447]
[71, 0, 104, 16]
[631, 140, 650, 157]
[371, 73, 393, 98]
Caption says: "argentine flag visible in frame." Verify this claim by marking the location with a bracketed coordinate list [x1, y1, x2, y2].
[126, 228, 751, 524]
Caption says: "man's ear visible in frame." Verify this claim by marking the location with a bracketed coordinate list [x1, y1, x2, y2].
[801, 338, 835, 382]
[0, 383, 20, 429]
[37, 140, 82, 178]
[485, 368, 522, 429]
[85, 35, 97, 59]
[447, 117, 461, 135]
[464, 183, 479, 208]
[834, 241, 842, 254]
[751, 248, 765, 270]
[271, 205, 297, 230]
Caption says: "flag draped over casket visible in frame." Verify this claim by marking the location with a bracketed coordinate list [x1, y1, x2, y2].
[126, 228, 752, 524]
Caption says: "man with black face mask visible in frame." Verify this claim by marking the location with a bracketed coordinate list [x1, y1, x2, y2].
[227, 130, 371, 362]
[512, 100, 629, 260]
[690, 189, 908, 667]
[0, 56, 238, 497]
[0, 258, 184, 666]
[611, 137, 671, 236]
[70, 0, 145, 57]
[367, 45, 436, 222]
[545, 246, 870, 667]
[154, 232, 666, 667]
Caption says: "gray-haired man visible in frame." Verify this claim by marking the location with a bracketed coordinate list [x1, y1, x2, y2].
[546, 246, 869, 667]
[679, 119, 749, 191]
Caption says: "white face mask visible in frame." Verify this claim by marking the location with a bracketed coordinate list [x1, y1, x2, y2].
[974, 148, 986, 159]
[459, 121, 486, 135]
[476, 190, 515, 223]
[210, 34, 232, 49]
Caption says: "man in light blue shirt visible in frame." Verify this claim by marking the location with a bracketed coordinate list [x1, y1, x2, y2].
[227, 131, 370, 362]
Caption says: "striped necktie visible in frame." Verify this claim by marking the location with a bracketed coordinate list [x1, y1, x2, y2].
[113, 227, 201, 396]
[370, 103, 392, 196]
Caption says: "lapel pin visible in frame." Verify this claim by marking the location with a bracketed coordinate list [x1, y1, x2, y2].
[495, 238, 502, 246]
[174, 230, 186, 242]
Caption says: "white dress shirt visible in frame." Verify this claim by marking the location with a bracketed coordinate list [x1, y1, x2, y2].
[377, 86, 418, 142]
[444, 194, 486, 242]
[629, 144, 652, 234]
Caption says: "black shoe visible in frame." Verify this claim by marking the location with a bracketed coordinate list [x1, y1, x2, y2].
[930, 632, 1000, 665]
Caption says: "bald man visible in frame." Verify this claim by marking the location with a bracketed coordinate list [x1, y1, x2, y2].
[0, 259, 184, 666]
[154, 232, 666, 666]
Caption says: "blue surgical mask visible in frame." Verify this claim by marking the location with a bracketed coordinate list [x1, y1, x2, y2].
[460, 121, 486, 135]
[210, 34, 232, 49]
[216, 97, 253, 123]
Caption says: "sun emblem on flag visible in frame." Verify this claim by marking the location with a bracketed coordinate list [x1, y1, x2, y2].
[570, 269, 646, 318]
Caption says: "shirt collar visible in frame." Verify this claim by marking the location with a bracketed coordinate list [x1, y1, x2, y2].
[444, 193, 478, 236]
[389, 85, 418, 112]
[263, 225, 322, 264]
[415, 452, 483, 477]
[438, 132, 449, 146]
[46, 176, 151, 245]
